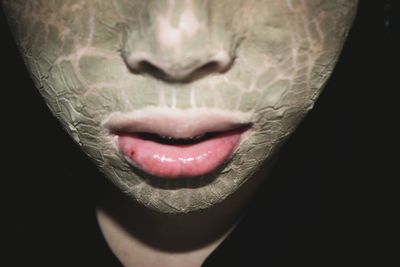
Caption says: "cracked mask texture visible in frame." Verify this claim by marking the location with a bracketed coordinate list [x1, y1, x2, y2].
[3, 0, 358, 213]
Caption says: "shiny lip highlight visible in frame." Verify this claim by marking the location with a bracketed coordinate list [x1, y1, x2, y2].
[103, 107, 254, 179]
[102, 107, 254, 139]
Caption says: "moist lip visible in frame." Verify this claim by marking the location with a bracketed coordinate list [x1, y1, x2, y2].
[115, 125, 251, 179]
[103, 108, 253, 179]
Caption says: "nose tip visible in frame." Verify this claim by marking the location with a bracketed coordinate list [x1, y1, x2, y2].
[125, 51, 232, 83]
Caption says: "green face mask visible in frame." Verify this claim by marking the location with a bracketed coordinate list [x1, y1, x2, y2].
[2, 0, 358, 213]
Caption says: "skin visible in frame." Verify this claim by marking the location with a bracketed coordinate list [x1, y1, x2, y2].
[2, 0, 358, 214]
[2, 0, 359, 265]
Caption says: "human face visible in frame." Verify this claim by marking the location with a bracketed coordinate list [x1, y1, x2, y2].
[2, 0, 358, 213]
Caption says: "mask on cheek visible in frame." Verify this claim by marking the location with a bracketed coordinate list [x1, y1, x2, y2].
[2, 0, 359, 213]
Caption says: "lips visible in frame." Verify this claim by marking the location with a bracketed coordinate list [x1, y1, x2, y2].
[103, 107, 252, 179]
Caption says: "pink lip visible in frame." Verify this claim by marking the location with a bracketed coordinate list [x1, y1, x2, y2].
[117, 127, 248, 179]
[103, 108, 252, 179]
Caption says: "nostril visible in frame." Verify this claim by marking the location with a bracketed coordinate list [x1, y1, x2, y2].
[209, 51, 232, 73]
[124, 50, 233, 83]
[188, 61, 220, 82]
[135, 60, 169, 81]
[125, 53, 170, 81]
[125, 53, 151, 73]
[185, 53, 233, 82]
[199, 61, 220, 74]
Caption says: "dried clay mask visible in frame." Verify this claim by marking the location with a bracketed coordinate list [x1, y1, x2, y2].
[3, 0, 358, 213]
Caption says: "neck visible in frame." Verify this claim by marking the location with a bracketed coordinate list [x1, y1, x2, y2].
[96, 163, 271, 267]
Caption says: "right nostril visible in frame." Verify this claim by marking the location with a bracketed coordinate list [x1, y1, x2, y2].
[125, 53, 172, 81]
[134, 60, 169, 81]
[125, 53, 152, 73]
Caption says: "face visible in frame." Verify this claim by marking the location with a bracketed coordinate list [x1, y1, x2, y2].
[3, 0, 358, 213]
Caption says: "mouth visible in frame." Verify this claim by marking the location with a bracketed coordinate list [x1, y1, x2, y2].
[103, 107, 253, 179]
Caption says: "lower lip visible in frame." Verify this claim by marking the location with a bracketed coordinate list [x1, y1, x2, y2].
[116, 127, 248, 179]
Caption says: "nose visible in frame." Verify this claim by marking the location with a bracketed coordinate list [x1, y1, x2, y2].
[125, 50, 232, 83]
[121, 0, 235, 83]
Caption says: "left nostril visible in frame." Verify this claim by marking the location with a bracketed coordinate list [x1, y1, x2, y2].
[188, 61, 221, 82]
[209, 51, 232, 73]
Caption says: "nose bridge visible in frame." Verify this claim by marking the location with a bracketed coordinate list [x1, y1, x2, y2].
[154, 0, 209, 54]
[123, 0, 213, 58]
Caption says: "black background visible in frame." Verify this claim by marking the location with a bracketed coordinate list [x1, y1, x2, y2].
[1, 1, 396, 266]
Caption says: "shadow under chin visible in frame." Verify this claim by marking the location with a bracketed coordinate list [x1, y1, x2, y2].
[97, 180, 237, 252]
[96, 154, 276, 253]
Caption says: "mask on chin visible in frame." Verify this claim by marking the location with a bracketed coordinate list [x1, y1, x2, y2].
[2, 0, 359, 213]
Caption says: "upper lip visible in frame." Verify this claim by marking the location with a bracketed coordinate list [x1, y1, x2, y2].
[103, 107, 253, 139]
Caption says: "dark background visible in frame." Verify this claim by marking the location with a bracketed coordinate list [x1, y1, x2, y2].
[1, 1, 395, 266]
